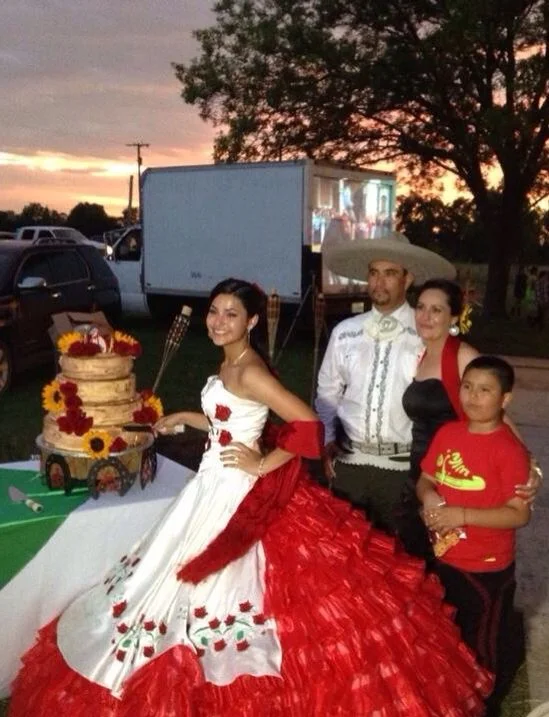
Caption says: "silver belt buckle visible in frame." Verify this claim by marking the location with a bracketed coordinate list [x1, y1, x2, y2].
[355, 441, 384, 456]
[353, 440, 410, 456]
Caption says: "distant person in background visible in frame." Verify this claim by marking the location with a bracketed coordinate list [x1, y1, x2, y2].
[341, 183, 357, 240]
[321, 217, 353, 288]
[532, 269, 549, 330]
[525, 265, 538, 320]
[510, 266, 527, 318]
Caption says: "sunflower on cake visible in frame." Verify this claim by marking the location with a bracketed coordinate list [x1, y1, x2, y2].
[38, 326, 162, 497]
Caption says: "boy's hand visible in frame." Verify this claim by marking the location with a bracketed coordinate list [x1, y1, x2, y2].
[422, 490, 444, 512]
[426, 506, 465, 536]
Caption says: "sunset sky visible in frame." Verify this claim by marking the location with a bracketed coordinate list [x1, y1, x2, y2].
[0, 0, 478, 222]
[0, 0, 217, 217]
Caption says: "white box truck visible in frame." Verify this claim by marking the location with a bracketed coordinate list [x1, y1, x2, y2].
[107, 160, 396, 317]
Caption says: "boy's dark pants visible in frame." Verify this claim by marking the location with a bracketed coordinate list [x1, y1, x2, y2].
[434, 561, 524, 717]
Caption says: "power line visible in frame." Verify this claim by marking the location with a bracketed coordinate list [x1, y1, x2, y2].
[126, 142, 150, 183]
[126, 142, 149, 222]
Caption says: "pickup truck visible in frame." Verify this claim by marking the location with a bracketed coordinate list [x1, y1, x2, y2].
[14, 226, 111, 256]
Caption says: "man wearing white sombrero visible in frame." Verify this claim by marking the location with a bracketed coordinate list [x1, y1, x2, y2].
[315, 231, 455, 534]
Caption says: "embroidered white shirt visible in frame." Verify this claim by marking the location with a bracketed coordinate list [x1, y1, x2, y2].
[315, 303, 423, 456]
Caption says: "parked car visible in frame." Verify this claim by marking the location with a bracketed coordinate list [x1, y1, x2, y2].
[0, 241, 121, 394]
[14, 226, 112, 256]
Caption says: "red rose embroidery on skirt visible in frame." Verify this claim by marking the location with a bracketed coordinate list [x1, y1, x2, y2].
[215, 404, 231, 421]
[112, 600, 127, 618]
[218, 430, 232, 446]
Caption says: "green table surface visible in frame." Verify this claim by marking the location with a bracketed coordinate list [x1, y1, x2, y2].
[0, 467, 89, 586]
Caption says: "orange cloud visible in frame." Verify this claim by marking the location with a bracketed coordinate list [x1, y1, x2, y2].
[0, 144, 214, 215]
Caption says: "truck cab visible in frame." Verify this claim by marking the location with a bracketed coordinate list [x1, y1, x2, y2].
[107, 225, 146, 313]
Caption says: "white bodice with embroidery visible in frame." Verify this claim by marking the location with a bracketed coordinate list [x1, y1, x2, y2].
[200, 375, 268, 464]
[56, 377, 281, 698]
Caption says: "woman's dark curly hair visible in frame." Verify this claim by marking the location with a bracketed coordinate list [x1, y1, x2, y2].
[209, 278, 267, 319]
[416, 279, 463, 317]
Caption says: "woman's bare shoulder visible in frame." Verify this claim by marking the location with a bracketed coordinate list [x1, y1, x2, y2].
[240, 361, 316, 422]
[458, 341, 480, 376]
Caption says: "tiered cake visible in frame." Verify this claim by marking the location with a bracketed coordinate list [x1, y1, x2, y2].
[38, 329, 160, 497]
[43, 353, 142, 453]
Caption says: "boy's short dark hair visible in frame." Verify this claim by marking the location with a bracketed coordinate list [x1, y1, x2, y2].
[463, 355, 515, 393]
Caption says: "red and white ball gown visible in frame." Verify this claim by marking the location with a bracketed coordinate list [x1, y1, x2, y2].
[9, 375, 493, 716]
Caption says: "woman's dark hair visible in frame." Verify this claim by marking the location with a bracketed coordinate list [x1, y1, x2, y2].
[462, 355, 515, 393]
[209, 278, 267, 319]
[208, 278, 274, 371]
[417, 279, 463, 316]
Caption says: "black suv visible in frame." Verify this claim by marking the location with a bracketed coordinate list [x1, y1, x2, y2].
[0, 241, 121, 394]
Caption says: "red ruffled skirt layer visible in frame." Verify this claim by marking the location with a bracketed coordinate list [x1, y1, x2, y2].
[9, 479, 493, 716]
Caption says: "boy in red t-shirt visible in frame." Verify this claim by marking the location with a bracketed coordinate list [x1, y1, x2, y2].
[417, 355, 530, 717]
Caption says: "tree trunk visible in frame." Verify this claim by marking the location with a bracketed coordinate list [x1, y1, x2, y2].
[483, 250, 511, 318]
[481, 202, 524, 319]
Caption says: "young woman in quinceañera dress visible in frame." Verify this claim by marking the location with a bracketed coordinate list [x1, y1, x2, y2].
[9, 279, 493, 717]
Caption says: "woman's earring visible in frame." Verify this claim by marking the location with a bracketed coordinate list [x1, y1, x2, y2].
[449, 324, 460, 336]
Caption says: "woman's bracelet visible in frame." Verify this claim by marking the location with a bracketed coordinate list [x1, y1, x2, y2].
[257, 457, 266, 477]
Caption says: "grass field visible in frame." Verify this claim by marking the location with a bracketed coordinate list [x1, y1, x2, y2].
[1, 308, 548, 463]
[0, 311, 546, 716]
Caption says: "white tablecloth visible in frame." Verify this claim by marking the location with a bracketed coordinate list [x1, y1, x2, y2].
[0, 455, 193, 697]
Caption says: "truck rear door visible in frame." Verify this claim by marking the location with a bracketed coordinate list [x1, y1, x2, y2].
[141, 163, 305, 302]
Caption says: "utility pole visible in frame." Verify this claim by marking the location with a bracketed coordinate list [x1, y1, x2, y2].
[126, 141, 149, 223]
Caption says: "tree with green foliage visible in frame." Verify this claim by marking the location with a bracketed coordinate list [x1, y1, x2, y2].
[396, 193, 480, 261]
[67, 202, 118, 238]
[17, 202, 65, 227]
[397, 193, 549, 264]
[0, 210, 17, 232]
[175, 0, 548, 316]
